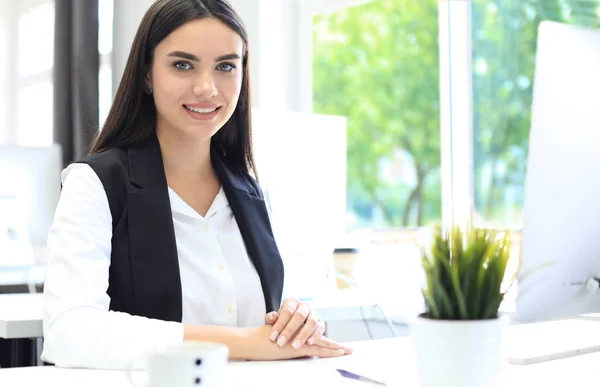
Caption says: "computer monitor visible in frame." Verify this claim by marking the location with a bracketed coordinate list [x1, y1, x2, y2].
[0, 145, 62, 259]
[515, 21, 600, 322]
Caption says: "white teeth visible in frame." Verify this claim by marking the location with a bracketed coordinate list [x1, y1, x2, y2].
[185, 105, 218, 114]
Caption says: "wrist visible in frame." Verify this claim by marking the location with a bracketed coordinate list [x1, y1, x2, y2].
[227, 327, 252, 360]
[183, 325, 250, 360]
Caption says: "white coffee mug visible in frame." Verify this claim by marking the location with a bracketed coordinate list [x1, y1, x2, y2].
[126, 341, 229, 387]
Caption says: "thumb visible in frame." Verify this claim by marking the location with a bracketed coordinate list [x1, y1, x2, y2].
[265, 311, 279, 324]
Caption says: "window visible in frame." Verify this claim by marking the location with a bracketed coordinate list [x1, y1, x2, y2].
[311, 0, 442, 317]
[309, 0, 600, 312]
[0, 0, 11, 143]
[2, 0, 113, 147]
[14, 0, 55, 147]
[313, 0, 442, 232]
[465, 0, 600, 302]
[472, 0, 600, 230]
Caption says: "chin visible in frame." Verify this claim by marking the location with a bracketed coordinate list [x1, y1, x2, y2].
[185, 129, 217, 141]
[184, 123, 221, 139]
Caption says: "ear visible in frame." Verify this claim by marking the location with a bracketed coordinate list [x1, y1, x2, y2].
[143, 70, 154, 96]
[145, 71, 152, 88]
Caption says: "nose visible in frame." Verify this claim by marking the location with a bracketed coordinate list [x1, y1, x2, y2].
[192, 71, 218, 98]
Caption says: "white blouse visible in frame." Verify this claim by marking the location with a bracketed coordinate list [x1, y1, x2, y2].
[41, 163, 273, 369]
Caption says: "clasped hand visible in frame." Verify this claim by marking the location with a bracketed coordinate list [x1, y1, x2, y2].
[264, 297, 353, 357]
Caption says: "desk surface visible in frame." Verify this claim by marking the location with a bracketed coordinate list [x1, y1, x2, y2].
[0, 293, 43, 339]
[0, 338, 599, 387]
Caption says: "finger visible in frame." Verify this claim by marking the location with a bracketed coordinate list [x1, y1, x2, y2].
[290, 312, 320, 350]
[265, 311, 279, 325]
[309, 334, 354, 354]
[306, 330, 322, 346]
[277, 303, 310, 347]
[301, 344, 346, 359]
[306, 319, 325, 345]
[270, 298, 299, 342]
[315, 336, 354, 355]
[313, 335, 342, 350]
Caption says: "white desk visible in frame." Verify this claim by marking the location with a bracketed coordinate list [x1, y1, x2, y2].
[0, 294, 43, 339]
[3, 293, 600, 373]
[0, 338, 599, 387]
[0, 294, 44, 368]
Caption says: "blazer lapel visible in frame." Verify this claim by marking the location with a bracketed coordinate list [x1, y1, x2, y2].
[127, 135, 182, 322]
[211, 148, 285, 313]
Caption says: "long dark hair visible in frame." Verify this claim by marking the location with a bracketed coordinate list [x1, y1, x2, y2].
[90, 0, 256, 178]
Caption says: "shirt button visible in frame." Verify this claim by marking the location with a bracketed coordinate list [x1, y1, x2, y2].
[203, 224, 209, 231]
[218, 264, 225, 271]
[227, 306, 233, 313]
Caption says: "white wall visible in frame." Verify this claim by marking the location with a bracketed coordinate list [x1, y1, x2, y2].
[112, 0, 312, 112]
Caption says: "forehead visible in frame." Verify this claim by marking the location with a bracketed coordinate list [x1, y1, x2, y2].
[156, 17, 244, 56]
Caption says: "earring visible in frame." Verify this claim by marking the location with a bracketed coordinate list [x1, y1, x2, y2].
[144, 84, 153, 95]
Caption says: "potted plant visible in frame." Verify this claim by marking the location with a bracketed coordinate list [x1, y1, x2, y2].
[410, 224, 513, 387]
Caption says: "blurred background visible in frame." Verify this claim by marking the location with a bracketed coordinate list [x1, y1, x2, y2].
[1, 0, 600, 341]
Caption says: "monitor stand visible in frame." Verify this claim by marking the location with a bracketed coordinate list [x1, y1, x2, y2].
[502, 317, 600, 365]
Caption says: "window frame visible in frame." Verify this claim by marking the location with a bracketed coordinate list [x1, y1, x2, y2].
[438, 0, 475, 233]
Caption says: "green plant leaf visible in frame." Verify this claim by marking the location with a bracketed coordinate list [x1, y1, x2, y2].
[419, 223, 512, 320]
[431, 276, 455, 318]
[437, 228, 468, 319]
[482, 291, 505, 319]
[422, 289, 440, 319]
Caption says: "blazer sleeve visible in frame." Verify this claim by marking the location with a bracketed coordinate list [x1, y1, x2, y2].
[42, 163, 183, 369]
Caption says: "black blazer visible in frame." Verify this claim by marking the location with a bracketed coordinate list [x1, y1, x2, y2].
[79, 134, 284, 323]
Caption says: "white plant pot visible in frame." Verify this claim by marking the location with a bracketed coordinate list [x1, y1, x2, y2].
[410, 315, 505, 387]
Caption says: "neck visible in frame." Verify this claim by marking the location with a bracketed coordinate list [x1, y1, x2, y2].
[156, 127, 214, 184]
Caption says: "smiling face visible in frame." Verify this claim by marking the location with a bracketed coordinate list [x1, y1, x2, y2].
[147, 17, 245, 141]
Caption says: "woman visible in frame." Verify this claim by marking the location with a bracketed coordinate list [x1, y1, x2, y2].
[42, 0, 351, 369]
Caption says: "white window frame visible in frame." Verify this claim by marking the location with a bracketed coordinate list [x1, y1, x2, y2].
[438, 0, 474, 232]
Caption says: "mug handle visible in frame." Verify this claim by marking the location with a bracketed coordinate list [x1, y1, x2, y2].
[125, 357, 150, 387]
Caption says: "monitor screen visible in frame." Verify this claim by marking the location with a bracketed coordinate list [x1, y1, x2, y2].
[0, 145, 62, 254]
[516, 21, 600, 322]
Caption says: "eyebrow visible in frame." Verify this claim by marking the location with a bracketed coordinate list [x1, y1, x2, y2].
[166, 51, 241, 62]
